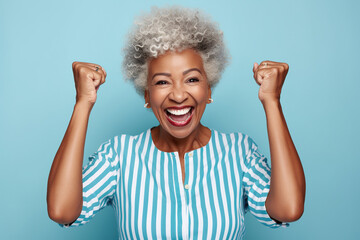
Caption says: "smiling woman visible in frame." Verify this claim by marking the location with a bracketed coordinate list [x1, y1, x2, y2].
[146, 49, 211, 138]
[47, 5, 305, 240]
[145, 49, 212, 183]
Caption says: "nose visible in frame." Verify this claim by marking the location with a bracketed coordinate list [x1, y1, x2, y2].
[169, 83, 188, 104]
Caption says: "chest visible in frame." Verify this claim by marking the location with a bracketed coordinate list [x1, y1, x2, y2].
[116, 149, 245, 239]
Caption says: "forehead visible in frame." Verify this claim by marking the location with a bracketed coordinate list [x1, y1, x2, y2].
[148, 49, 204, 75]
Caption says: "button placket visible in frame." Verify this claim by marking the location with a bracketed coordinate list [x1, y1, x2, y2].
[184, 151, 193, 191]
[173, 152, 190, 239]
[172, 152, 186, 202]
[184, 151, 193, 240]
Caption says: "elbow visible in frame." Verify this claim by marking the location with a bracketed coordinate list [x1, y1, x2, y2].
[267, 197, 305, 222]
[266, 182, 306, 222]
[283, 205, 304, 222]
[269, 205, 304, 223]
[47, 207, 63, 223]
[47, 189, 82, 224]
[47, 202, 81, 225]
[284, 193, 306, 222]
[279, 202, 305, 222]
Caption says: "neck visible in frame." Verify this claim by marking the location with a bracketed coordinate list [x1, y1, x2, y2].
[151, 124, 211, 156]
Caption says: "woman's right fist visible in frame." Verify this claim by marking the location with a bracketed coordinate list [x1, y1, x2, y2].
[72, 61, 107, 105]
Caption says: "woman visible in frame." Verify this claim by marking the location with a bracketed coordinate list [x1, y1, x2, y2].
[47, 6, 305, 239]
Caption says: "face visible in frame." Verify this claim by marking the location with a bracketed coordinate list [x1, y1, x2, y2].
[145, 48, 212, 139]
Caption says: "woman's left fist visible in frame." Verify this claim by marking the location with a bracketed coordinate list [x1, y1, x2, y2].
[253, 60, 289, 104]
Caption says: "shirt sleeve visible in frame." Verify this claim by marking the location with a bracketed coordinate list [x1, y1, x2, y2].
[241, 134, 289, 228]
[58, 136, 119, 228]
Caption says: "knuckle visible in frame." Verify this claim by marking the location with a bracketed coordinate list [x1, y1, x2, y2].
[78, 66, 87, 74]
[72, 61, 78, 69]
[75, 64, 82, 72]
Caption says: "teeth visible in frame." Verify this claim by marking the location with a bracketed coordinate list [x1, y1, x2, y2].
[167, 107, 191, 115]
[168, 115, 191, 123]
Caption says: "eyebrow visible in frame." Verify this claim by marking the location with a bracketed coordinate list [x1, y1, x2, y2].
[151, 68, 202, 80]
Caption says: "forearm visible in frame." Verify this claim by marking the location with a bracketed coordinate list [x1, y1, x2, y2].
[47, 101, 93, 224]
[263, 100, 305, 222]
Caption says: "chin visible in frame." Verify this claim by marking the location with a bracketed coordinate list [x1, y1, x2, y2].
[165, 127, 196, 139]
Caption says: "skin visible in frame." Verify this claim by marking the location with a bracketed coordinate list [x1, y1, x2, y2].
[47, 62, 106, 224]
[46, 48, 305, 226]
[252, 61, 306, 222]
[144, 49, 212, 184]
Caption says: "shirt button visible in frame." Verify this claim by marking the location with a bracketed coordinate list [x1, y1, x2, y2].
[184, 184, 190, 190]
[189, 152, 193, 157]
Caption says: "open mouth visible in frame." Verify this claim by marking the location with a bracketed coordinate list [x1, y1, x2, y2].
[165, 106, 194, 127]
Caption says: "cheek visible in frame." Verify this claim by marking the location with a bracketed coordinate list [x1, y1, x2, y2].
[149, 88, 167, 109]
[191, 86, 209, 103]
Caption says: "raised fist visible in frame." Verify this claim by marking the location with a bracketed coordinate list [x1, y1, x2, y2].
[72, 61, 107, 105]
[252, 61, 289, 104]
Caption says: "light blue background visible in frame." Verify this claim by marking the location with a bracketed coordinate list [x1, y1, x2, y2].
[1, 0, 359, 239]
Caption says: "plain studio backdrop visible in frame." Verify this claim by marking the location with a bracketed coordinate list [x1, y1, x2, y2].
[0, 0, 359, 239]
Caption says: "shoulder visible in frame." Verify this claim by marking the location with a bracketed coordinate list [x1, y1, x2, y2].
[211, 129, 256, 147]
[90, 129, 151, 165]
[210, 129, 260, 160]
[92, 128, 150, 152]
[111, 128, 152, 150]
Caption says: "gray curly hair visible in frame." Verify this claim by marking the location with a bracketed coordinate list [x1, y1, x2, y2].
[122, 5, 230, 95]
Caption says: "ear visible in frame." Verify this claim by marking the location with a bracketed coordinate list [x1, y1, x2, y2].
[207, 85, 212, 103]
[144, 89, 151, 108]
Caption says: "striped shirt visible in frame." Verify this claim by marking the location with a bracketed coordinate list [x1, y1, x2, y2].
[59, 128, 288, 239]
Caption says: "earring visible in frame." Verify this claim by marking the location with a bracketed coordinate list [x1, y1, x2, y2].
[144, 103, 149, 108]
[208, 98, 214, 103]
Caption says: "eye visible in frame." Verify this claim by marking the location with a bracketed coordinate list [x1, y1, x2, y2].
[187, 78, 199, 83]
[155, 80, 168, 85]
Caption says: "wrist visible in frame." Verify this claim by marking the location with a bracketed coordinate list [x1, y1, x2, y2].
[261, 98, 281, 112]
[74, 100, 94, 112]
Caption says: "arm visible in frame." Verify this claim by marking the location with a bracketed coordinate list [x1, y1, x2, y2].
[263, 99, 305, 222]
[253, 61, 306, 222]
[47, 101, 92, 224]
[47, 62, 106, 224]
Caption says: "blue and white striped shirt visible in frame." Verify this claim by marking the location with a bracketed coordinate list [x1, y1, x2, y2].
[60, 128, 288, 239]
